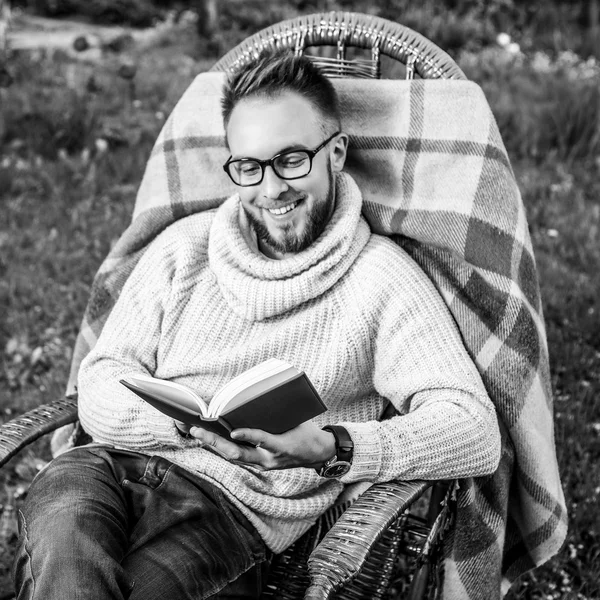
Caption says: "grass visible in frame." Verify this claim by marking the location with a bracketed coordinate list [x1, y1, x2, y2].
[1, 9, 600, 600]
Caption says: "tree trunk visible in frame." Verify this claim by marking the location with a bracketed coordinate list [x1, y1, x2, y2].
[0, 0, 10, 56]
[194, 0, 219, 39]
[0, 1, 7, 142]
[590, 0, 600, 57]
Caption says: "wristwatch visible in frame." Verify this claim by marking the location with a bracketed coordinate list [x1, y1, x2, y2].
[317, 425, 353, 478]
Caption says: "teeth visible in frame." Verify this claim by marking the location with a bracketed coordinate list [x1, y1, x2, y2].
[268, 202, 297, 216]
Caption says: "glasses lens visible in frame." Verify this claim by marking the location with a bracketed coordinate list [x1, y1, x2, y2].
[229, 160, 262, 186]
[273, 151, 311, 179]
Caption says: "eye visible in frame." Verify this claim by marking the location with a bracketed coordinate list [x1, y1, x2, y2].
[278, 153, 309, 169]
[238, 161, 260, 175]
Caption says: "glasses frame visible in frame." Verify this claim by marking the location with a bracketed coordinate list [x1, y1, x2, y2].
[223, 131, 341, 187]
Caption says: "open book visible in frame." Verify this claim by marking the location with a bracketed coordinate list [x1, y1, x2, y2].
[119, 358, 327, 441]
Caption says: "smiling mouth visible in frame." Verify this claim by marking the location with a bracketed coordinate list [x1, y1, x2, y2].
[267, 201, 299, 216]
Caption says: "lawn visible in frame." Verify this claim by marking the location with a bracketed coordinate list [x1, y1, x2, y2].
[1, 7, 599, 600]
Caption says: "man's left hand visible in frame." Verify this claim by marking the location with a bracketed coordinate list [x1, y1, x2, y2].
[186, 422, 336, 471]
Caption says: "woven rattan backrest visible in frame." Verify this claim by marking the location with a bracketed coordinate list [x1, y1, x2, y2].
[211, 11, 466, 80]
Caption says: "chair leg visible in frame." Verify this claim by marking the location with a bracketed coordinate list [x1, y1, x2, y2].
[406, 563, 430, 600]
[406, 482, 451, 600]
[304, 578, 334, 600]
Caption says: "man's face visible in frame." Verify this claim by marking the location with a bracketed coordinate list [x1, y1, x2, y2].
[225, 92, 347, 258]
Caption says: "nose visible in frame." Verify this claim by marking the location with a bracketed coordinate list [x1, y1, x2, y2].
[261, 165, 289, 200]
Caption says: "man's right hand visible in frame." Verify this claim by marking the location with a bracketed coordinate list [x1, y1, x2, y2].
[185, 421, 337, 472]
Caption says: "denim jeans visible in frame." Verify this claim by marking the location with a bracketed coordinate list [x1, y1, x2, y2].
[13, 445, 270, 599]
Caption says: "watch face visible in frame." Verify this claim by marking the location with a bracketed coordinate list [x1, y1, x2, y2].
[322, 461, 351, 478]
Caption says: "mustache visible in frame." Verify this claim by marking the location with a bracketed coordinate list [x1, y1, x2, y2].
[257, 193, 306, 209]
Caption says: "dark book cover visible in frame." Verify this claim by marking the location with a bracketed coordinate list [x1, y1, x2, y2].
[219, 372, 327, 434]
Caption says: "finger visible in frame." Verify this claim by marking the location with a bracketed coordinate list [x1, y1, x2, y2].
[189, 427, 244, 460]
[230, 448, 270, 469]
[230, 428, 276, 450]
[189, 427, 270, 466]
[187, 426, 219, 443]
[174, 420, 192, 435]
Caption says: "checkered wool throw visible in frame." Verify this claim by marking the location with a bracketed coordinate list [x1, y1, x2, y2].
[65, 72, 567, 598]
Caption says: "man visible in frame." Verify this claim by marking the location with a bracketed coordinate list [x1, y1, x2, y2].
[13, 50, 501, 599]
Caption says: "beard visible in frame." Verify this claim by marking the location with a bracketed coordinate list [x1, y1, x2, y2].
[245, 168, 335, 256]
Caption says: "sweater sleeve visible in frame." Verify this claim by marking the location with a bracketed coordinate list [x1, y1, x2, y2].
[337, 248, 501, 484]
[77, 217, 211, 451]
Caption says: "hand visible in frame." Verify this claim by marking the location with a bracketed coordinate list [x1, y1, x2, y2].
[186, 421, 336, 471]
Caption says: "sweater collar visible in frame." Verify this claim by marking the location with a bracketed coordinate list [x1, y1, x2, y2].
[208, 172, 370, 321]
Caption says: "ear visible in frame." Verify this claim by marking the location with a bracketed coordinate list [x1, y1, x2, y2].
[330, 133, 349, 172]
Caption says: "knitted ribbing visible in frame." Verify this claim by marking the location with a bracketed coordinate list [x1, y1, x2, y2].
[208, 173, 370, 320]
[78, 173, 501, 553]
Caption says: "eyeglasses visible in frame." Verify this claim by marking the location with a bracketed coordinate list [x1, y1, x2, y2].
[223, 131, 341, 187]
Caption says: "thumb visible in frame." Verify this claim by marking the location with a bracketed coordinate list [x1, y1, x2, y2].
[175, 420, 192, 435]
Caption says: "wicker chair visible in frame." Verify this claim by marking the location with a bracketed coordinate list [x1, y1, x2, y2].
[0, 11, 469, 600]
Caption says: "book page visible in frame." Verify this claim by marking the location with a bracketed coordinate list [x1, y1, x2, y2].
[218, 367, 299, 415]
[209, 358, 294, 416]
[126, 374, 208, 417]
[211, 360, 287, 410]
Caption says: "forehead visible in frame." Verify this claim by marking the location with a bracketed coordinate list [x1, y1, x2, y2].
[226, 92, 324, 159]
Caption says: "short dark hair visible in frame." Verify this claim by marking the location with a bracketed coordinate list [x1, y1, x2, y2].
[221, 49, 341, 134]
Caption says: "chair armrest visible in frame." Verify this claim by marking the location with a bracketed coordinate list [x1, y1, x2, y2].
[305, 480, 432, 599]
[0, 398, 78, 467]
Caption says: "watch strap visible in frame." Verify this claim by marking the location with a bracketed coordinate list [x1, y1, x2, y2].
[322, 425, 353, 463]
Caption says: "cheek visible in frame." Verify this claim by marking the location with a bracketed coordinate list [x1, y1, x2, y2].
[305, 181, 328, 208]
[239, 190, 258, 209]
[306, 163, 331, 200]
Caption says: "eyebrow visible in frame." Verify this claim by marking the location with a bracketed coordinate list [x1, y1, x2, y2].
[230, 142, 310, 161]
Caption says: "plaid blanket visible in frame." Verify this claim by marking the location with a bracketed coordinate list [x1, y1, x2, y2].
[64, 72, 567, 598]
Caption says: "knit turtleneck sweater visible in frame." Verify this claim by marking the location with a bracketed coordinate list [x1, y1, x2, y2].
[78, 172, 501, 553]
[208, 172, 371, 321]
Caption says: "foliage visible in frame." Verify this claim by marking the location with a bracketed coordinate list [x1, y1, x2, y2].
[11, 0, 175, 27]
[459, 49, 600, 162]
[9, 0, 600, 58]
